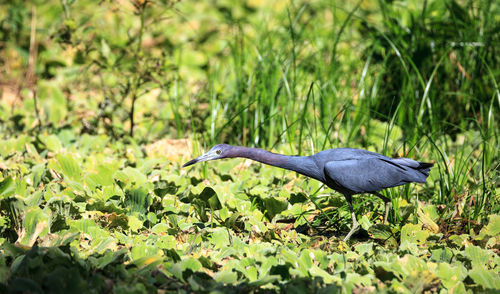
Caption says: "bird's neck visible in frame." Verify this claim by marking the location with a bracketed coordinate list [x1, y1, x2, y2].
[228, 146, 322, 181]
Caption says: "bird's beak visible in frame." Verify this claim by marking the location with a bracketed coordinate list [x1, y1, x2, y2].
[182, 150, 218, 168]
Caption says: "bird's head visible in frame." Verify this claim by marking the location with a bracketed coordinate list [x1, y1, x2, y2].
[182, 144, 232, 167]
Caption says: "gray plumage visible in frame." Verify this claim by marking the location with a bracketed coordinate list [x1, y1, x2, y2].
[183, 144, 433, 241]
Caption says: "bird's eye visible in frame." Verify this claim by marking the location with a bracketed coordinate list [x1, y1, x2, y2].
[216, 150, 221, 155]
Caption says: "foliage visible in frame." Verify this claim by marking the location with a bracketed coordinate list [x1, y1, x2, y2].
[0, 0, 499, 292]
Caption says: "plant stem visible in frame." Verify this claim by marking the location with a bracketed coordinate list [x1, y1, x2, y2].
[130, 5, 146, 137]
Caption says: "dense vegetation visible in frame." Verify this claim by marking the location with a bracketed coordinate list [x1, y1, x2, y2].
[0, 0, 498, 292]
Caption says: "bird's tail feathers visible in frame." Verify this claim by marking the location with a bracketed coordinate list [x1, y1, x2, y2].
[417, 162, 433, 177]
[390, 158, 433, 182]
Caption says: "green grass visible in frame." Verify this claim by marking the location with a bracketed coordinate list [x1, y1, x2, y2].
[0, 0, 499, 292]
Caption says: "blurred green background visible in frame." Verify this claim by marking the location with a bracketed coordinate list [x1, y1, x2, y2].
[0, 0, 499, 292]
[2, 0, 498, 145]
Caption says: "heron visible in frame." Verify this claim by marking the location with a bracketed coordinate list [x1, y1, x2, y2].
[183, 144, 433, 241]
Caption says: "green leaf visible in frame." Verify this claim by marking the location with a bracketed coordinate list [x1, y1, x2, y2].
[131, 243, 160, 261]
[430, 247, 454, 263]
[359, 215, 372, 231]
[390, 280, 412, 293]
[244, 266, 258, 281]
[463, 246, 492, 268]
[477, 214, 500, 240]
[263, 197, 288, 220]
[354, 242, 374, 256]
[18, 207, 49, 246]
[309, 265, 336, 283]
[94, 248, 127, 269]
[210, 227, 230, 249]
[181, 257, 203, 272]
[247, 274, 281, 287]
[449, 234, 469, 248]
[30, 164, 46, 188]
[146, 212, 157, 224]
[435, 262, 467, 289]
[398, 204, 415, 223]
[249, 186, 267, 196]
[157, 235, 176, 249]
[55, 153, 82, 181]
[417, 205, 439, 233]
[69, 218, 110, 241]
[41, 134, 62, 152]
[368, 224, 397, 246]
[151, 223, 169, 235]
[84, 165, 115, 189]
[0, 177, 15, 199]
[469, 268, 500, 290]
[213, 270, 238, 284]
[399, 223, 429, 252]
[114, 167, 148, 187]
[128, 215, 143, 232]
[125, 187, 151, 216]
[197, 187, 222, 210]
[485, 215, 500, 236]
[224, 212, 242, 229]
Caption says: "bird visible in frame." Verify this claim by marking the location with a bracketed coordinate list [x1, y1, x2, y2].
[183, 144, 433, 241]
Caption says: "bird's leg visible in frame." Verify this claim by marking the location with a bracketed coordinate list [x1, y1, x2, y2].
[383, 202, 391, 225]
[372, 192, 391, 225]
[343, 198, 359, 241]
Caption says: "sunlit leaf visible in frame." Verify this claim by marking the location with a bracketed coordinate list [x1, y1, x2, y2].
[435, 262, 467, 289]
[114, 167, 148, 187]
[0, 177, 15, 199]
[214, 270, 238, 284]
[469, 268, 500, 290]
[157, 235, 176, 249]
[209, 227, 230, 249]
[128, 215, 143, 232]
[41, 135, 62, 152]
[399, 223, 429, 252]
[18, 207, 49, 247]
[55, 153, 82, 181]
[463, 246, 493, 268]
[417, 204, 439, 233]
[477, 214, 500, 240]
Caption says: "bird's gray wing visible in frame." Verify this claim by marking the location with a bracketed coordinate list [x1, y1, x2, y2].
[323, 158, 411, 194]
